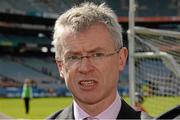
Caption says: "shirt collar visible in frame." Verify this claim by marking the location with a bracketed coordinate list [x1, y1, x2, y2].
[73, 100, 89, 120]
[73, 92, 121, 120]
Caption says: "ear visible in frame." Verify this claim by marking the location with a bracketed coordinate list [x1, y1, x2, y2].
[118, 47, 128, 71]
[56, 60, 64, 78]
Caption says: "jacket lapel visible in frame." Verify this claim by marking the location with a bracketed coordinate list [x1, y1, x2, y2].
[117, 99, 141, 119]
[47, 99, 141, 119]
[56, 104, 74, 119]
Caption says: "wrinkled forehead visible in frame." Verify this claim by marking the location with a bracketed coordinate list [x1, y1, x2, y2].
[55, 22, 114, 43]
[59, 24, 115, 53]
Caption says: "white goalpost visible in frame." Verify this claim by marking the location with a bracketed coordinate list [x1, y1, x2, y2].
[128, 0, 180, 117]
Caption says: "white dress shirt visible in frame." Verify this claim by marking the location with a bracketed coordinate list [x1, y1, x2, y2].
[74, 92, 121, 120]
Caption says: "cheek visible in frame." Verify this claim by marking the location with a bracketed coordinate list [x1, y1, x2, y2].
[100, 60, 119, 82]
[61, 67, 70, 84]
[62, 67, 77, 89]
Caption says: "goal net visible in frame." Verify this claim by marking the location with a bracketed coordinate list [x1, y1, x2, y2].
[130, 26, 180, 117]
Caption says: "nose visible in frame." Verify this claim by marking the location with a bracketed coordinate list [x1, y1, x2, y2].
[77, 57, 94, 74]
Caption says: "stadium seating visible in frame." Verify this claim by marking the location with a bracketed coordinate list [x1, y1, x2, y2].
[20, 57, 59, 78]
[3, 34, 51, 45]
[0, 0, 179, 17]
[0, 0, 14, 12]
[0, 0, 179, 98]
[0, 56, 60, 89]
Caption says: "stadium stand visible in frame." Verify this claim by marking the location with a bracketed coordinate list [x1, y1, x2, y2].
[0, 0, 179, 98]
[0, 55, 65, 97]
[0, 0, 180, 17]
[3, 34, 51, 46]
[0, 56, 60, 88]
[20, 57, 59, 78]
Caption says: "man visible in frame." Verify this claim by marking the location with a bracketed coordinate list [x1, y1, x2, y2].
[21, 78, 33, 114]
[47, 2, 150, 119]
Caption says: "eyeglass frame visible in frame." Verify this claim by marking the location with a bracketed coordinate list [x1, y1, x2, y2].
[56, 48, 122, 67]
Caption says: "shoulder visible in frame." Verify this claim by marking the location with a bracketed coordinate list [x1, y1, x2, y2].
[46, 104, 74, 119]
[117, 99, 141, 119]
[118, 99, 152, 119]
[46, 109, 63, 119]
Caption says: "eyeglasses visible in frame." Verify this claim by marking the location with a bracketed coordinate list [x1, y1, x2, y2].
[58, 49, 121, 67]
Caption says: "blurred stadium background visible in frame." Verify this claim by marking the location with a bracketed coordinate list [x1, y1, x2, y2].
[0, 0, 179, 119]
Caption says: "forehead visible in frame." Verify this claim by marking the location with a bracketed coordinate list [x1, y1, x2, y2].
[60, 23, 115, 53]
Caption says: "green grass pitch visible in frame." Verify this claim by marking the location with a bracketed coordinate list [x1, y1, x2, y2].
[0, 97, 73, 119]
[0, 96, 179, 119]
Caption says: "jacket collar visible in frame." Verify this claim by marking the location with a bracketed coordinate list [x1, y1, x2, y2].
[52, 99, 141, 119]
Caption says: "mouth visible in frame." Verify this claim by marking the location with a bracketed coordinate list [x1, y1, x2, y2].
[78, 80, 97, 90]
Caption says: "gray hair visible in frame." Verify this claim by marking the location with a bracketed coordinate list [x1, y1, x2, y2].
[52, 2, 123, 58]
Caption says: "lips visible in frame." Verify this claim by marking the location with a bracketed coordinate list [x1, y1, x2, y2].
[78, 80, 97, 90]
[80, 80, 96, 85]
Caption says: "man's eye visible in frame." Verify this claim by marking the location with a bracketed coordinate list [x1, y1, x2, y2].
[93, 52, 105, 57]
[66, 55, 79, 61]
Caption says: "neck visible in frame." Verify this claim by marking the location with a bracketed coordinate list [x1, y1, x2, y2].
[75, 91, 117, 116]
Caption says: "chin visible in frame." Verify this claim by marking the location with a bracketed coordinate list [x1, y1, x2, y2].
[78, 95, 104, 105]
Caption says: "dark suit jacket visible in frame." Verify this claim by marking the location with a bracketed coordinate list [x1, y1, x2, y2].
[46, 99, 145, 119]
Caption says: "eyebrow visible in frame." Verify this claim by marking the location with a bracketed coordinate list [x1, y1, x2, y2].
[64, 47, 107, 55]
[88, 47, 107, 53]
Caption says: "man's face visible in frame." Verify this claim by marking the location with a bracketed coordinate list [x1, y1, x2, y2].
[56, 23, 128, 106]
